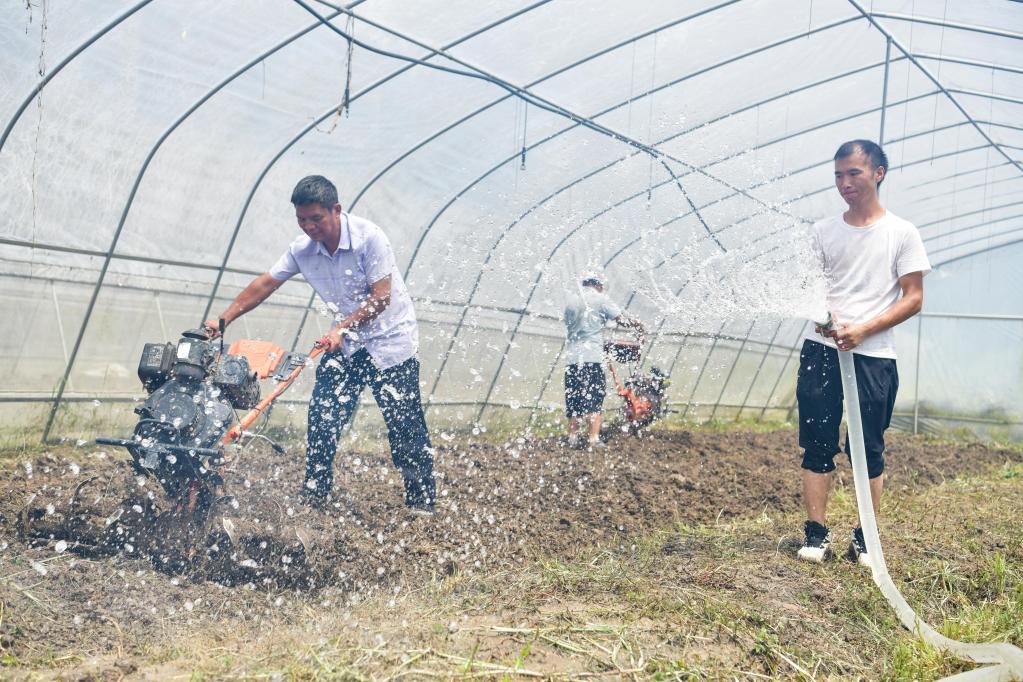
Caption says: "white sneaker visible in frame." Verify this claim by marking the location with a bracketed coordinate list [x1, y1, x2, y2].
[797, 520, 833, 563]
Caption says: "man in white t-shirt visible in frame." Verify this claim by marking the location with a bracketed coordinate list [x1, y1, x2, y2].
[796, 140, 931, 565]
[563, 275, 644, 449]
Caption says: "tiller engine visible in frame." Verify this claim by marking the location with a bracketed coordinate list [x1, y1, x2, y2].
[604, 333, 671, 434]
[19, 325, 326, 583]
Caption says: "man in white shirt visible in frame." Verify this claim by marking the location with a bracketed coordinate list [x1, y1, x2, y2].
[204, 176, 435, 514]
[797, 141, 930, 564]
[563, 275, 644, 449]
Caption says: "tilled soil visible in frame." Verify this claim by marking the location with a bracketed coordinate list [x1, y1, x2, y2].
[1, 428, 1020, 667]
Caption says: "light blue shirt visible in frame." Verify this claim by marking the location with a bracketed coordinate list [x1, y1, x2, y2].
[269, 213, 419, 369]
[564, 287, 622, 365]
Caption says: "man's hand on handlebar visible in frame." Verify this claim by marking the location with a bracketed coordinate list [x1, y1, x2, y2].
[202, 318, 224, 339]
[317, 326, 349, 353]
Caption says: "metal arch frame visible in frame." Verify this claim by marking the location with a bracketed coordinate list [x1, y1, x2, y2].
[733, 318, 785, 421]
[916, 199, 1023, 231]
[9, 3, 1022, 434]
[469, 88, 961, 419]
[853, 0, 1023, 176]
[708, 318, 757, 421]
[38, 0, 564, 439]
[417, 38, 938, 408]
[0, 0, 158, 152]
[923, 212, 1023, 246]
[212, 3, 746, 343]
[398, 18, 885, 408]
[869, 12, 1023, 41]
[38, 0, 370, 441]
[513, 131, 1015, 425]
[929, 225, 1023, 258]
[200, 7, 1017, 420]
[385, 15, 865, 278]
[200, 0, 555, 324]
[348, 2, 838, 220]
[930, 236, 1023, 269]
[524, 128, 1019, 424]
[418, 57, 1023, 412]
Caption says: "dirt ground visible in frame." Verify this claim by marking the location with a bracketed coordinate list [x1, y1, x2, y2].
[1, 427, 1021, 676]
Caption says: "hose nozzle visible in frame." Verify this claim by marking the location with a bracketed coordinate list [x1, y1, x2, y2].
[814, 311, 835, 332]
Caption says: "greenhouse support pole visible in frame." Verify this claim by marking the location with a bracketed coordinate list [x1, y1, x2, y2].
[913, 315, 922, 434]
[879, 36, 891, 145]
[709, 318, 756, 420]
[736, 319, 784, 421]
[847, 0, 1023, 176]
[0, 0, 156, 153]
[759, 323, 809, 422]
[681, 322, 728, 420]
[50, 282, 70, 372]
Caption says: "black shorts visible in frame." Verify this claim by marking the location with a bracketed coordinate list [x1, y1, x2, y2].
[565, 362, 607, 418]
[796, 339, 898, 479]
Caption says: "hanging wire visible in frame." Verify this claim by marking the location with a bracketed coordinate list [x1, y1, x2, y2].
[342, 13, 354, 117]
[326, 13, 355, 132]
[646, 34, 658, 205]
[519, 103, 528, 170]
[928, 0, 949, 164]
[291, 0, 722, 249]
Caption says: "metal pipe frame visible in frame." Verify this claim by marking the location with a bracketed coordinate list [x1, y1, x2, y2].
[0, 0, 158, 152]
[37, 1, 373, 441]
[852, 0, 1023, 176]
[520, 129, 1021, 426]
[868, 11, 1023, 41]
[734, 319, 785, 421]
[393, 15, 864, 282]
[928, 224, 1023, 258]
[709, 318, 757, 420]
[515, 117, 1000, 424]
[407, 18, 881, 412]
[759, 323, 809, 421]
[681, 321, 729, 420]
[7, 2, 1023, 436]
[923, 212, 1023, 246]
[202, 0, 555, 325]
[427, 84, 953, 413]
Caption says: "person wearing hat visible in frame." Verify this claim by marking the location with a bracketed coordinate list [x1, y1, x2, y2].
[563, 275, 644, 449]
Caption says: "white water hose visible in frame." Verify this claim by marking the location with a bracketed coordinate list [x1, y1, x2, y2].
[837, 348, 1023, 681]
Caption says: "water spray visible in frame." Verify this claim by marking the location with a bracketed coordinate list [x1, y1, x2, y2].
[815, 313, 1023, 681]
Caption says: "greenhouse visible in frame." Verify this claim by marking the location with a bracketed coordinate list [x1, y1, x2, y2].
[1, 1, 1021, 679]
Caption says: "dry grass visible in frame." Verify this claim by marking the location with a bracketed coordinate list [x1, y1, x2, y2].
[1, 436, 1020, 681]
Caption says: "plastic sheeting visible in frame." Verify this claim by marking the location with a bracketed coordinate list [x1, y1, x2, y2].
[1, 0, 1020, 441]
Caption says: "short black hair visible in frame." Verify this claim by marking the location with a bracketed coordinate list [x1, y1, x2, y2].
[834, 140, 889, 187]
[291, 175, 339, 207]
[581, 277, 603, 287]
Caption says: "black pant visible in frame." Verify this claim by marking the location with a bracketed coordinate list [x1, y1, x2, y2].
[796, 339, 898, 479]
[306, 348, 434, 505]
[564, 362, 607, 417]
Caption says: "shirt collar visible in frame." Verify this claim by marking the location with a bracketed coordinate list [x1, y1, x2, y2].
[315, 212, 356, 257]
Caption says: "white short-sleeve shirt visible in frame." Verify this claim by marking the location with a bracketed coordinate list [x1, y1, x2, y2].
[564, 287, 622, 365]
[805, 211, 931, 359]
[269, 213, 419, 369]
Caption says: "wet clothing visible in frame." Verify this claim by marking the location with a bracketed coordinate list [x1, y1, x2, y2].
[804, 211, 930, 359]
[564, 362, 607, 418]
[797, 339, 897, 479]
[306, 348, 434, 506]
[797, 210, 928, 478]
[270, 212, 419, 369]
[270, 212, 433, 502]
[563, 287, 621, 365]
